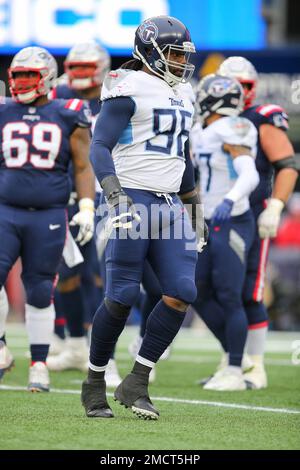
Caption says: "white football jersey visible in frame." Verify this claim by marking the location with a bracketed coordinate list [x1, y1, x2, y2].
[191, 116, 257, 219]
[101, 69, 195, 193]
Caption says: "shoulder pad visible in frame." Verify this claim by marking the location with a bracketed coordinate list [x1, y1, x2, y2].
[219, 117, 257, 150]
[101, 69, 135, 100]
[256, 104, 289, 131]
[228, 117, 253, 138]
[176, 82, 196, 104]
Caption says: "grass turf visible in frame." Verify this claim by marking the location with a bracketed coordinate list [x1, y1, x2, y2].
[0, 325, 299, 450]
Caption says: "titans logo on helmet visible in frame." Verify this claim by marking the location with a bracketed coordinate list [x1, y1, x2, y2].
[138, 21, 159, 44]
[209, 78, 233, 97]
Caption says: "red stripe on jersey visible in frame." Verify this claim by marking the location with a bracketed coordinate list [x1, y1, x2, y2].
[74, 99, 83, 111]
[64, 98, 83, 111]
[256, 104, 285, 117]
[253, 238, 270, 302]
[248, 321, 269, 330]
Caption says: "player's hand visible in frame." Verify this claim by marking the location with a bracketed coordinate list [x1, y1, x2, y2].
[189, 201, 209, 253]
[258, 198, 284, 239]
[109, 193, 141, 229]
[196, 221, 209, 253]
[181, 190, 208, 253]
[211, 198, 234, 225]
[70, 198, 95, 246]
[100, 175, 141, 229]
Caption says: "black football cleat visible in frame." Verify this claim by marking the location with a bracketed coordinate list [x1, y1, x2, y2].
[114, 373, 159, 420]
[81, 379, 114, 418]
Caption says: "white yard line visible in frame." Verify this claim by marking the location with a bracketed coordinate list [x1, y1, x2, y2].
[6, 324, 299, 353]
[6, 349, 298, 367]
[1, 384, 300, 415]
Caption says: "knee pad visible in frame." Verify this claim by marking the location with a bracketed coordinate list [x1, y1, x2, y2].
[25, 279, 54, 309]
[175, 277, 197, 304]
[108, 283, 140, 308]
[104, 297, 131, 320]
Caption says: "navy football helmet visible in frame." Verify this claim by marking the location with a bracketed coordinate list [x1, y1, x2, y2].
[196, 74, 244, 121]
[133, 16, 195, 87]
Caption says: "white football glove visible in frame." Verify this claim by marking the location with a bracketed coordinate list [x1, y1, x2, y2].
[258, 198, 284, 239]
[70, 198, 95, 246]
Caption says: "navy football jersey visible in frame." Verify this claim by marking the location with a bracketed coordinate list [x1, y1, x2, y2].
[241, 104, 289, 207]
[0, 98, 91, 208]
[50, 84, 101, 192]
[50, 84, 100, 130]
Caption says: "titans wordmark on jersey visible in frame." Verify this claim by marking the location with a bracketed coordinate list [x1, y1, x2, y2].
[191, 116, 257, 219]
[101, 69, 195, 193]
[0, 98, 91, 208]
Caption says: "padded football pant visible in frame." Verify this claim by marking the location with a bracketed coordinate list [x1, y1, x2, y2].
[243, 202, 269, 329]
[105, 188, 198, 306]
[193, 210, 255, 366]
[0, 203, 66, 308]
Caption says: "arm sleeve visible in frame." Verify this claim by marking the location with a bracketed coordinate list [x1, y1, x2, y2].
[178, 140, 196, 194]
[225, 155, 259, 202]
[89, 96, 135, 183]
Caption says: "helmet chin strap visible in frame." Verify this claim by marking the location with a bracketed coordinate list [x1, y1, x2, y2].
[70, 77, 94, 90]
[16, 90, 38, 104]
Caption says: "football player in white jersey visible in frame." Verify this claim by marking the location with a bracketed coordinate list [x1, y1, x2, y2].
[81, 15, 208, 420]
[191, 74, 259, 391]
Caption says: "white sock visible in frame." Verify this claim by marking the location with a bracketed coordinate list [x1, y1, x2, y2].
[136, 355, 155, 369]
[246, 326, 268, 357]
[0, 287, 9, 338]
[25, 303, 55, 345]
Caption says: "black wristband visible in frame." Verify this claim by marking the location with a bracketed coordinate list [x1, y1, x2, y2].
[100, 175, 125, 205]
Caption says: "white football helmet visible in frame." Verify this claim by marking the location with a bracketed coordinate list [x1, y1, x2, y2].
[217, 56, 258, 108]
[8, 47, 57, 104]
[64, 40, 111, 90]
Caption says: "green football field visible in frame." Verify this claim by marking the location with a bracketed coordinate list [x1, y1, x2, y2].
[0, 324, 300, 450]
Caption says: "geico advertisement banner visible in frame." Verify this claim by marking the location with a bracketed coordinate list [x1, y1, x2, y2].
[0, 0, 265, 54]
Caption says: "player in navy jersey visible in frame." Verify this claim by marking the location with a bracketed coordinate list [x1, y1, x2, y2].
[46, 42, 123, 385]
[81, 16, 208, 420]
[0, 46, 95, 391]
[195, 56, 298, 389]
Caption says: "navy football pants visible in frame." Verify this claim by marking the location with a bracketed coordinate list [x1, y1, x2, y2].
[243, 202, 269, 327]
[0, 204, 66, 308]
[194, 210, 255, 365]
[105, 189, 197, 306]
